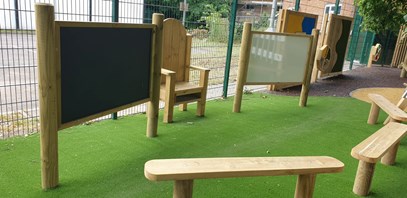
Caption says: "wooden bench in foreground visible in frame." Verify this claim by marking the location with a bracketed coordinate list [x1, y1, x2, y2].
[145, 156, 344, 198]
[351, 122, 407, 196]
[367, 94, 407, 124]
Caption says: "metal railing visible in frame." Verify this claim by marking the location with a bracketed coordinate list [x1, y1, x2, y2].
[0, 0, 240, 139]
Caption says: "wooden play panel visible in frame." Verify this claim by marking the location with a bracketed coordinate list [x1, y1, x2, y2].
[350, 87, 404, 104]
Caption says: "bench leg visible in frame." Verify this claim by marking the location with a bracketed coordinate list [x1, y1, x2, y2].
[294, 174, 316, 198]
[367, 103, 380, 125]
[353, 161, 376, 196]
[174, 180, 193, 198]
[381, 141, 400, 165]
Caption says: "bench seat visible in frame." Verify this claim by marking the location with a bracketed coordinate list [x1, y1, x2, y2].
[145, 156, 344, 198]
[351, 122, 407, 196]
[367, 94, 407, 124]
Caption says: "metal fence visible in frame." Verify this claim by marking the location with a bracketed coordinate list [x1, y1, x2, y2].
[0, 0, 244, 139]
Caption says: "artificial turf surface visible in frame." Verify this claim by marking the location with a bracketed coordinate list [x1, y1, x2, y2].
[1, 94, 406, 197]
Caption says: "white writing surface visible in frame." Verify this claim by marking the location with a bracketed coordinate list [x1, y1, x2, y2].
[246, 32, 311, 83]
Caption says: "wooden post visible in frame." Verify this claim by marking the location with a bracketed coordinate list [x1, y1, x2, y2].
[381, 141, 400, 165]
[353, 161, 376, 196]
[174, 180, 193, 198]
[367, 103, 380, 125]
[294, 174, 316, 198]
[197, 70, 209, 116]
[300, 29, 319, 107]
[367, 46, 375, 68]
[147, 13, 163, 137]
[35, 3, 59, 189]
[163, 74, 176, 123]
[233, 22, 252, 113]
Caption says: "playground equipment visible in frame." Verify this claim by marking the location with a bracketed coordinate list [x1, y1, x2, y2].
[36, 3, 163, 189]
[271, 9, 318, 91]
[352, 122, 407, 196]
[160, 19, 210, 123]
[367, 43, 382, 68]
[145, 156, 344, 198]
[312, 14, 353, 81]
[233, 22, 319, 112]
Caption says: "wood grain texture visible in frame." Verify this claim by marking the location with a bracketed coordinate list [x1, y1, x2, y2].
[35, 3, 59, 190]
[300, 29, 319, 107]
[295, 174, 316, 198]
[368, 94, 407, 122]
[147, 13, 163, 137]
[233, 22, 252, 113]
[145, 156, 344, 181]
[174, 180, 193, 198]
[351, 122, 407, 163]
[353, 161, 375, 196]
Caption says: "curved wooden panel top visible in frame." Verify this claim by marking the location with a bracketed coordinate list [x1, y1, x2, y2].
[162, 18, 187, 82]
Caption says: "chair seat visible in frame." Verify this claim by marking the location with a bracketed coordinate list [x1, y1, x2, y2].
[160, 82, 203, 105]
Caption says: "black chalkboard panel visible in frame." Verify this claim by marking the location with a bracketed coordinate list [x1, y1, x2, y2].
[59, 26, 152, 124]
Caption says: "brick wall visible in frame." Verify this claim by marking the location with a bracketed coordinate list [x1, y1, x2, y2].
[282, 0, 355, 30]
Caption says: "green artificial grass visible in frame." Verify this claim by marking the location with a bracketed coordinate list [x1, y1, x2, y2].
[1, 94, 407, 197]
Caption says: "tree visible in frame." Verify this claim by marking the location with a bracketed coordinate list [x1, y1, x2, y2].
[356, 0, 407, 34]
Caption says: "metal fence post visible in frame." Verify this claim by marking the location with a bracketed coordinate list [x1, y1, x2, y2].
[222, 0, 238, 98]
[334, 0, 340, 15]
[111, 0, 119, 120]
[14, 0, 20, 29]
[89, 0, 92, 21]
[348, 7, 362, 70]
[295, 0, 300, 11]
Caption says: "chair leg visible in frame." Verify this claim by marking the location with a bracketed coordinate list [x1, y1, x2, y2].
[164, 75, 175, 123]
[196, 99, 206, 117]
[179, 103, 187, 111]
[353, 161, 376, 196]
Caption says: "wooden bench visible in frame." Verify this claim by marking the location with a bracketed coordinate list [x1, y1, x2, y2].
[351, 122, 407, 196]
[145, 156, 344, 198]
[367, 94, 407, 125]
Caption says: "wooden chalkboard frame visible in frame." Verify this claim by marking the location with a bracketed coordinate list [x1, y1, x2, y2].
[245, 31, 313, 85]
[35, 3, 163, 190]
[54, 21, 156, 130]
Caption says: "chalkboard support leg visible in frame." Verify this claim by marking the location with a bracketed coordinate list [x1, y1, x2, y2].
[36, 3, 59, 190]
[147, 13, 164, 137]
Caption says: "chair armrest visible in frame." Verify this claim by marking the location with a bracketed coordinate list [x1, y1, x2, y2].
[190, 65, 210, 72]
[161, 68, 176, 76]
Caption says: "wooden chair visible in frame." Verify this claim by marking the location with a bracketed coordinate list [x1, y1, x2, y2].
[160, 19, 210, 123]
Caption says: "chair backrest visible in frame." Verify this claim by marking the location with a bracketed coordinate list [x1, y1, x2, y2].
[162, 18, 192, 83]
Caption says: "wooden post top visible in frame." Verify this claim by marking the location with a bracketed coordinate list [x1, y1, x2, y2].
[145, 156, 344, 181]
[351, 122, 407, 163]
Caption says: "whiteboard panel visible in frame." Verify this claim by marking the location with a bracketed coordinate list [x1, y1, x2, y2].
[246, 32, 312, 83]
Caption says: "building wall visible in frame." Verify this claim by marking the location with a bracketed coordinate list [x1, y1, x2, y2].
[282, 0, 355, 30]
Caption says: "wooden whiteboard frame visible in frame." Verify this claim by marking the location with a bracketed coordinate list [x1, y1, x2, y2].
[54, 21, 156, 130]
[233, 22, 319, 113]
[245, 31, 313, 85]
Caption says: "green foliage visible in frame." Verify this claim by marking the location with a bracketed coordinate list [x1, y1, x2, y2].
[253, 12, 270, 31]
[204, 12, 229, 43]
[356, 0, 407, 34]
[143, 0, 231, 23]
